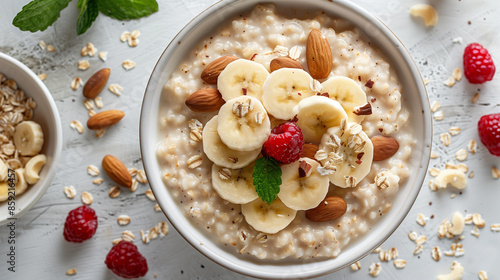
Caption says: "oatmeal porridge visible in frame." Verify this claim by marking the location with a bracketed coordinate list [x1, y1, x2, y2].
[156, 4, 414, 260]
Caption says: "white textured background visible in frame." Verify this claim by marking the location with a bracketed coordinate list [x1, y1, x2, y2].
[1, 0, 500, 279]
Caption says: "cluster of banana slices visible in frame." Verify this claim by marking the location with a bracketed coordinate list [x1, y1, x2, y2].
[0, 121, 47, 201]
[195, 58, 374, 234]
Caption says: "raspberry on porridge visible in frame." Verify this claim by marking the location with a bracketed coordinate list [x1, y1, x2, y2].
[156, 4, 413, 260]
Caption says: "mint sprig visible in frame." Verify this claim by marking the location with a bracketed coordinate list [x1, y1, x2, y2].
[253, 157, 282, 204]
[13, 0, 158, 35]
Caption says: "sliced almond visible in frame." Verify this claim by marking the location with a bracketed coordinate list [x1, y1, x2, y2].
[87, 110, 125, 130]
[306, 29, 333, 79]
[201, 56, 238, 84]
[83, 68, 110, 99]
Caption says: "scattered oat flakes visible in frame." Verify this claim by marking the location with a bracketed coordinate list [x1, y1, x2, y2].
[471, 225, 480, 237]
[492, 167, 500, 179]
[431, 151, 438, 159]
[429, 168, 440, 177]
[98, 51, 107, 61]
[416, 235, 427, 245]
[122, 230, 135, 242]
[87, 165, 99, 176]
[64, 186, 76, 199]
[413, 244, 424, 255]
[120, 31, 131, 42]
[452, 68, 462, 81]
[117, 215, 131, 226]
[451, 37, 463, 44]
[469, 171, 475, 178]
[431, 100, 440, 112]
[109, 186, 121, 198]
[66, 268, 77, 275]
[70, 77, 83, 90]
[417, 213, 427, 226]
[473, 213, 485, 228]
[393, 259, 406, 269]
[408, 231, 419, 241]
[130, 179, 138, 192]
[78, 60, 90, 70]
[140, 229, 149, 244]
[154, 204, 161, 212]
[423, 78, 430, 85]
[95, 129, 106, 138]
[92, 178, 104, 185]
[440, 133, 450, 146]
[478, 271, 488, 280]
[83, 99, 94, 110]
[491, 224, 500, 232]
[388, 247, 398, 260]
[145, 189, 156, 201]
[94, 96, 103, 108]
[379, 250, 390, 262]
[373, 246, 382, 253]
[455, 149, 468, 161]
[38, 73, 47, 81]
[467, 140, 477, 154]
[187, 155, 203, 169]
[160, 221, 169, 237]
[350, 261, 361, 271]
[81, 191, 93, 205]
[39, 40, 46, 49]
[136, 170, 148, 184]
[472, 92, 480, 103]
[444, 76, 456, 87]
[456, 163, 468, 173]
[431, 246, 442, 261]
[449, 127, 461, 136]
[112, 238, 123, 245]
[450, 193, 457, 199]
[108, 84, 123, 96]
[46, 45, 56, 52]
[128, 168, 138, 177]
[368, 263, 382, 277]
[122, 59, 136, 70]
[434, 110, 445, 121]
[81, 43, 97, 57]
[88, 110, 96, 117]
[70, 120, 84, 134]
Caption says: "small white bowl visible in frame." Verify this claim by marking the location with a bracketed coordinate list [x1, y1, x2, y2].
[140, 0, 431, 279]
[0, 52, 62, 225]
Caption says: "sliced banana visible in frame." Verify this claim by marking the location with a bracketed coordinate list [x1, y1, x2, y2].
[262, 68, 315, 120]
[203, 116, 260, 169]
[217, 96, 271, 151]
[24, 154, 47, 185]
[292, 96, 348, 143]
[211, 163, 258, 204]
[433, 169, 467, 190]
[241, 197, 297, 234]
[317, 121, 373, 188]
[0, 168, 30, 201]
[217, 59, 269, 101]
[13, 121, 44, 156]
[278, 157, 329, 210]
[0, 181, 10, 202]
[321, 76, 367, 123]
[0, 159, 7, 182]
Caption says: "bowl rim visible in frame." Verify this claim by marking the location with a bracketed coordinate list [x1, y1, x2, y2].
[0, 52, 63, 226]
[139, 0, 432, 278]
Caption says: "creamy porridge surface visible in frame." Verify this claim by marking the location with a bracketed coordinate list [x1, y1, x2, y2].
[156, 4, 413, 260]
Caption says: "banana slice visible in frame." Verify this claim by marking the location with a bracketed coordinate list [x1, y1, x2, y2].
[217, 59, 269, 101]
[211, 163, 258, 204]
[203, 116, 260, 169]
[13, 121, 44, 156]
[24, 154, 47, 185]
[217, 96, 271, 151]
[241, 197, 297, 234]
[262, 68, 315, 120]
[0, 168, 30, 201]
[0, 159, 7, 182]
[278, 157, 329, 210]
[316, 121, 373, 188]
[292, 96, 348, 143]
[321, 76, 367, 123]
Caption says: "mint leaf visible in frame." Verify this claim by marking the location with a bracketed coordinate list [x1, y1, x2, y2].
[253, 157, 282, 204]
[13, 0, 72, 32]
[76, 0, 98, 35]
[97, 0, 158, 20]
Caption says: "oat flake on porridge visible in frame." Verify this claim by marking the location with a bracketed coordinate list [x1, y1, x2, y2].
[156, 4, 413, 260]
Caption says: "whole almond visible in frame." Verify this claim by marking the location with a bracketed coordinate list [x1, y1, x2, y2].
[201, 56, 238, 84]
[83, 68, 110, 98]
[301, 143, 319, 160]
[371, 136, 399, 161]
[306, 29, 333, 79]
[185, 88, 225, 112]
[306, 196, 347, 222]
[270, 57, 304, 72]
[87, 110, 125, 130]
[102, 155, 132, 188]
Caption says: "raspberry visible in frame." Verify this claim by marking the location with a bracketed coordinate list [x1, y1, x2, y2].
[105, 241, 148, 279]
[262, 122, 304, 164]
[463, 43, 496, 84]
[478, 113, 500, 156]
[63, 205, 98, 243]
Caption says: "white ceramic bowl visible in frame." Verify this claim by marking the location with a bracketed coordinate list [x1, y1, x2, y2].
[0, 52, 62, 226]
[140, 0, 432, 278]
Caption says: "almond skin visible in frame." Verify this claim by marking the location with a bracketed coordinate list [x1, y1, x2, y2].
[201, 56, 238, 84]
[306, 196, 347, 222]
[270, 57, 304, 72]
[185, 88, 225, 112]
[83, 68, 110, 99]
[371, 136, 399, 161]
[102, 155, 132, 188]
[301, 143, 319, 161]
[306, 29, 333, 79]
[87, 110, 125, 130]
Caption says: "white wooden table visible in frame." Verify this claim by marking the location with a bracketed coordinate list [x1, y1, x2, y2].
[1, 0, 500, 279]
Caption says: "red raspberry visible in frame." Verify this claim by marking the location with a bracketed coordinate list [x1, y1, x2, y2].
[463, 43, 496, 84]
[262, 122, 304, 164]
[105, 241, 148, 279]
[63, 205, 98, 243]
[478, 113, 500, 156]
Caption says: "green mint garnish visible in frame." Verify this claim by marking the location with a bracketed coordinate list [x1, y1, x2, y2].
[77, 0, 98, 35]
[252, 157, 282, 204]
[97, 0, 159, 20]
[13, 0, 72, 32]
